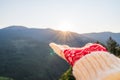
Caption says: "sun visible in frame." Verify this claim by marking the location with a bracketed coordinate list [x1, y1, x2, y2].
[56, 22, 74, 32]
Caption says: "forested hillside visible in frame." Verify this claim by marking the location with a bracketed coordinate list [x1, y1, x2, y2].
[0, 26, 119, 80]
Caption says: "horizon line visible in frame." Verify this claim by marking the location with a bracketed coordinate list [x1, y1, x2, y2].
[0, 25, 119, 34]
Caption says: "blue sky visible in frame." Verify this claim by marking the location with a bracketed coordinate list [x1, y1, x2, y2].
[0, 0, 120, 33]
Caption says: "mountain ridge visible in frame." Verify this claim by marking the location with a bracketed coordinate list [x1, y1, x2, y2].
[1, 25, 119, 44]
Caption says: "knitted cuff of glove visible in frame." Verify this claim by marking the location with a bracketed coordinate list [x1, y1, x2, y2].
[72, 51, 120, 80]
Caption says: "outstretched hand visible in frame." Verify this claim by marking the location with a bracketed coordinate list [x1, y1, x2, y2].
[49, 43, 69, 60]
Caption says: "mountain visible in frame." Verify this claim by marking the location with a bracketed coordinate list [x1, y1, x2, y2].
[0, 26, 120, 80]
[83, 32, 120, 44]
[0, 26, 95, 46]
[0, 26, 95, 80]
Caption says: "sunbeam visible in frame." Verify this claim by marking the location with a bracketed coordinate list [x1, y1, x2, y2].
[52, 30, 75, 44]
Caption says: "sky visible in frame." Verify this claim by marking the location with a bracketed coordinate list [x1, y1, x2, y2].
[0, 0, 120, 33]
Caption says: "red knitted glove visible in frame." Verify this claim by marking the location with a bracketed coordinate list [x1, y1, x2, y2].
[63, 43, 107, 66]
[49, 43, 107, 66]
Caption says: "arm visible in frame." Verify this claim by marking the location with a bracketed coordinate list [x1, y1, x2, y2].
[49, 43, 120, 80]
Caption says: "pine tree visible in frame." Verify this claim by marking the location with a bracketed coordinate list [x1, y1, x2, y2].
[106, 37, 119, 56]
[115, 46, 120, 57]
[59, 67, 75, 80]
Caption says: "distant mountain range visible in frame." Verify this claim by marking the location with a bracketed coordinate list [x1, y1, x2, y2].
[0, 26, 119, 80]
[1, 26, 119, 44]
[83, 32, 120, 44]
[0, 26, 96, 46]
